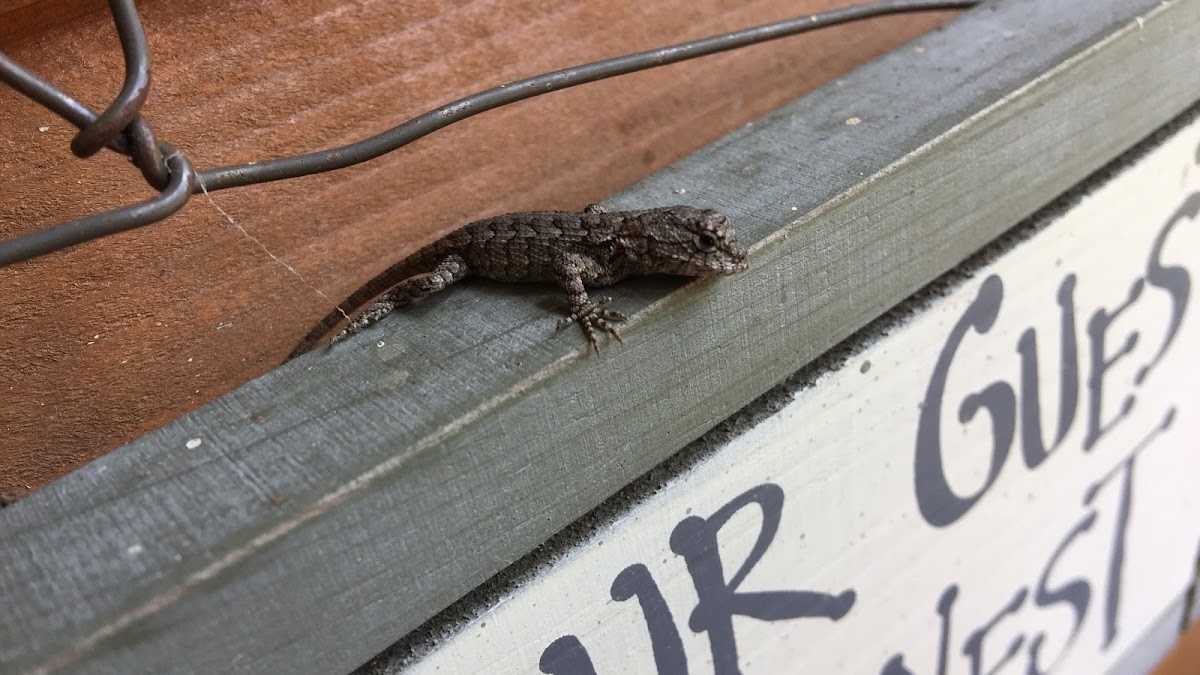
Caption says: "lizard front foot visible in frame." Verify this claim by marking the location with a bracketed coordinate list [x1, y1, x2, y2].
[556, 297, 627, 353]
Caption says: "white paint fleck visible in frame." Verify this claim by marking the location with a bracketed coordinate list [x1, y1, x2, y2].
[912, 45, 925, 54]
[38, 125, 49, 132]
[186, 438, 203, 450]
[791, 206, 799, 211]
[126, 544, 144, 556]
[845, 117, 862, 126]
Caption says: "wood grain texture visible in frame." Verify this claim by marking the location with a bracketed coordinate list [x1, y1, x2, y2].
[0, 0, 104, 47]
[0, 0, 956, 495]
[2, 0, 1198, 672]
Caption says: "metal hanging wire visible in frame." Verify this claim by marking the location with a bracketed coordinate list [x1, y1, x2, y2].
[0, 0, 981, 268]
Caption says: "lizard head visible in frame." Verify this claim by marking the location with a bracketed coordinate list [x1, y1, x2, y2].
[638, 206, 749, 276]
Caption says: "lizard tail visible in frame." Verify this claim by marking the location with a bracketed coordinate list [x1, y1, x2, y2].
[286, 254, 428, 361]
[287, 305, 353, 361]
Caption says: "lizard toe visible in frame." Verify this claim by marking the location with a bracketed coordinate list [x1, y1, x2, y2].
[557, 301, 627, 352]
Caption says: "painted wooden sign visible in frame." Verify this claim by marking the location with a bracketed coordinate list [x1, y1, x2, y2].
[398, 117, 1200, 674]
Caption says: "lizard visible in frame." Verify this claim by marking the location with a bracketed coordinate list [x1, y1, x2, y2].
[287, 203, 749, 360]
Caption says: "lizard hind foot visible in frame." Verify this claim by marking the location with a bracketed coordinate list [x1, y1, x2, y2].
[556, 297, 627, 353]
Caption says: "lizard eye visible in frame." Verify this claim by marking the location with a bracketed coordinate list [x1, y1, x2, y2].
[695, 232, 719, 253]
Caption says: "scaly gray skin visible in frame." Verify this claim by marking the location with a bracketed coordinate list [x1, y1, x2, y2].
[288, 204, 748, 360]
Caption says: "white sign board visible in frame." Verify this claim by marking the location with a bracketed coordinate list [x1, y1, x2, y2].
[403, 118, 1200, 674]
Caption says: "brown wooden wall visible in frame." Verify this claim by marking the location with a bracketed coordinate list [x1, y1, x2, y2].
[1155, 618, 1200, 675]
[0, 0, 956, 496]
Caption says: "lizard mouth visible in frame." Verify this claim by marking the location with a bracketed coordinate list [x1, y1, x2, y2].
[694, 257, 746, 276]
[721, 245, 749, 274]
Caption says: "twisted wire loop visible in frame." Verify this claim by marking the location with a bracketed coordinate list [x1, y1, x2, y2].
[0, 0, 981, 268]
[0, 150, 194, 267]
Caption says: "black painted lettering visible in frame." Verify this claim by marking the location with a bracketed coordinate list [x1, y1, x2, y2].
[1081, 408, 1174, 649]
[962, 588, 1027, 675]
[611, 564, 687, 675]
[1083, 279, 1143, 450]
[1017, 274, 1080, 468]
[1027, 511, 1096, 674]
[540, 635, 598, 675]
[880, 585, 958, 675]
[1083, 455, 1135, 649]
[669, 483, 856, 675]
[915, 275, 1016, 526]
[1141, 192, 1198, 377]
